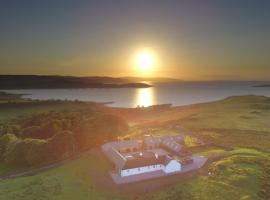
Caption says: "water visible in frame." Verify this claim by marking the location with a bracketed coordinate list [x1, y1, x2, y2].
[2, 81, 270, 108]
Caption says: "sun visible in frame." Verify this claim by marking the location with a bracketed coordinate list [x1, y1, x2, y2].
[134, 48, 155, 70]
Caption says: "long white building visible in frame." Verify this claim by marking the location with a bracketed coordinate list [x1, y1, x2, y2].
[118, 150, 181, 177]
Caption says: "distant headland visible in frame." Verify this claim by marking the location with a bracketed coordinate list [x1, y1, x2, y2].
[0, 75, 154, 89]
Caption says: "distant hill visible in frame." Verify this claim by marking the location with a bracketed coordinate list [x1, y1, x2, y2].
[122, 76, 183, 83]
[253, 84, 270, 87]
[0, 91, 23, 100]
[0, 75, 152, 89]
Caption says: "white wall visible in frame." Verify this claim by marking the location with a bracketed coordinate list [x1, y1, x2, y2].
[164, 160, 181, 173]
[121, 164, 164, 177]
[120, 160, 182, 177]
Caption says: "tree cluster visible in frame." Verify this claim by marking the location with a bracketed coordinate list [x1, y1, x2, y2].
[0, 109, 128, 167]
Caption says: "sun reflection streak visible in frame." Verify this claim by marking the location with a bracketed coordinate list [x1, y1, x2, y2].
[134, 87, 155, 107]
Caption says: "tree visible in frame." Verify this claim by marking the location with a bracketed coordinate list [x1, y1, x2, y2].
[47, 130, 76, 160]
[19, 126, 41, 138]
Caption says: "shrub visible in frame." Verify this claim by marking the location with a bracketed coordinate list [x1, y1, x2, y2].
[0, 133, 18, 159]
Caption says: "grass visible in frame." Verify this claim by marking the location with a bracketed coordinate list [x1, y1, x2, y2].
[145, 150, 269, 200]
[136, 95, 270, 151]
[0, 163, 25, 176]
[180, 95, 270, 132]
[0, 150, 128, 200]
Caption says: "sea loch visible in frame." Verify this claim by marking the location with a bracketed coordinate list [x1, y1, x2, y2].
[2, 81, 270, 107]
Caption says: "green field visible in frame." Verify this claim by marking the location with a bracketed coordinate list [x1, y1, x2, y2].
[0, 150, 117, 200]
[0, 95, 270, 200]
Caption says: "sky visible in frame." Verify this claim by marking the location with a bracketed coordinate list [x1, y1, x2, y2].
[0, 0, 269, 80]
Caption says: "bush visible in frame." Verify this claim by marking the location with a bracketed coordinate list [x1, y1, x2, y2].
[23, 139, 51, 166]
[3, 138, 49, 167]
[3, 138, 26, 166]
[0, 133, 18, 159]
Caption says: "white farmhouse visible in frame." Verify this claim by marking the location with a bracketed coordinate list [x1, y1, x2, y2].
[101, 135, 204, 184]
[102, 141, 182, 177]
[119, 151, 181, 177]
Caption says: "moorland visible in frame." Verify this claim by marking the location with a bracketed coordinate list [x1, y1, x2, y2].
[0, 91, 269, 200]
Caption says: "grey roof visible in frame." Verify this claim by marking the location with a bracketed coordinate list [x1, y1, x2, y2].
[144, 137, 162, 145]
[173, 135, 184, 143]
[161, 135, 184, 143]
[103, 145, 173, 170]
[109, 147, 127, 169]
[143, 135, 184, 146]
[121, 152, 167, 170]
[148, 148, 168, 156]
[101, 140, 141, 152]
[101, 135, 184, 170]
[162, 138, 183, 152]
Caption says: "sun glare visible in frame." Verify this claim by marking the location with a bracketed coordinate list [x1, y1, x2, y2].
[134, 48, 156, 71]
[134, 87, 155, 107]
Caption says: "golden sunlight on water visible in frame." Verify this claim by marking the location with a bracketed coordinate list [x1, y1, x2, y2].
[134, 87, 155, 107]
